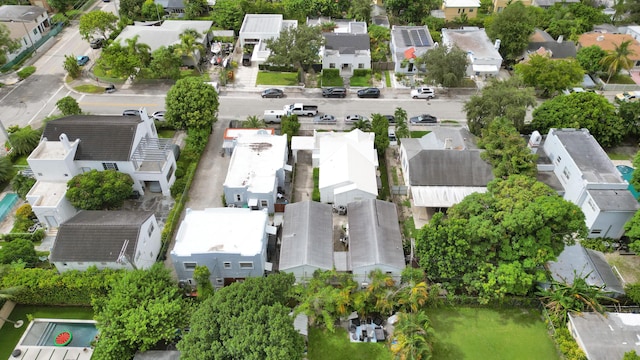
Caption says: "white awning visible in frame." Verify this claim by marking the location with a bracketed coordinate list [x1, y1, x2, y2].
[411, 186, 487, 208]
[472, 64, 499, 73]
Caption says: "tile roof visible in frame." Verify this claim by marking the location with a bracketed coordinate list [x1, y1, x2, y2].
[42, 115, 141, 161]
[50, 211, 153, 262]
[578, 32, 640, 60]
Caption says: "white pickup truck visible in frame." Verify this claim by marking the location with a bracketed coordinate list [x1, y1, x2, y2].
[284, 103, 318, 116]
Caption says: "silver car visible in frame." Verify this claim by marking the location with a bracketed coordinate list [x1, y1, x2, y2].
[313, 114, 337, 124]
[345, 114, 369, 124]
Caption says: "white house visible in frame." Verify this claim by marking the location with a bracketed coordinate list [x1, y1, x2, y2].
[442, 27, 503, 78]
[0, 5, 51, 64]
[322, 33, 371, 76]
[27, 109, 177, 228]
[315, 130, 378, 206]
[170, 207, 275, 288]
[537, 128, 639, 239]
[222, 127, 275, 156]
[279, 201, 334, 283]
[347, 199, 405, 284]
[49, 211, 161, 272]
[390, 25, 435, 74]
[239, 14, 297, 64]
[223, 131, 289, 213]
[568, 312, 640, 360]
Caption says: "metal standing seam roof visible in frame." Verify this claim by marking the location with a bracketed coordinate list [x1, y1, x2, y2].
[279, 201, 334, 271]
[408, 149, 494, 187]
[240, 14, 284, 34]
[42, 115, 141, 161]
[347, 199, 405, 270]
[50, 211, 153, 262]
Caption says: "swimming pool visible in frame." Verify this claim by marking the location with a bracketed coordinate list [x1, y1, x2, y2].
[0, 192, 18, 222]
[20, 319, 98, 347]
[617, 165, 640, 199]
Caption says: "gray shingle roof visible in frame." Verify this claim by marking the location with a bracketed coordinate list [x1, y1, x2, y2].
[527, 41, 577, 58]
[0, 5, 45, 22]
[408, 149, 494, 186]
[42, 115, 141, 161]
[324, 33, 370, 53]
[50, 211, 153, 262]
[280, 201, 334, 271]
[347, 199, 404, 270]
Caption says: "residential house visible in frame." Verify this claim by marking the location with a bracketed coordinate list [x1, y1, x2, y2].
[114, 20, 212, 66]
[493, 0, 531, 13]
[442, 27, 503, 78]
[170, 207, 275, 288]
[547, 244, 625, 297]
[568, 312, 640, 359]
[535, 129, 638, 239]
[27, 109, 177, 228]
[399, 127, 494, 212]
[532, 0, 579, 8]
[239, 14, 297, 64]
[526, 29, 577, 60]
[441, 0, 480, 21]
[0, 5, 51, 65]
[279, 201, 333, 282]
[222, 128, 275, 156]
[390, 25, 435, 74]
[321, 27, 371, 75]
[347, 199, 405, 284]
[154, 0, 184, 16]
[316, 130, 378, 206]
[50, 211, 161, 272]
[578, 32, 640, 67]
[223, 132, 289, 213]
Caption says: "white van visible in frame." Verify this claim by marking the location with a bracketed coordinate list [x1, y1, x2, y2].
[264, 110, 287, 124]
[388, 126, 397, 146]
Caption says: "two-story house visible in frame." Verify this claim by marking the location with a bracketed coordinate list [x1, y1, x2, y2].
[26, 109, 177, 228]
[50, 210, 161, 272]
[442, 27, 503, 78]
[536, 129, 639, 239]
[171, 207, 275, 288]
[239, 14, 298, 64]
[441, 0, 480, 21]
[223, 131, 289, 213]
[0, 5, 51, 65]
[322, 32, 371, 76]
[390, 25, 435, 74]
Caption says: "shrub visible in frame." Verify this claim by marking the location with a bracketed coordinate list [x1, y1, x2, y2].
[312, 168, 320, 202]
[170, 177, 187, 198]
[66, 170, 134, 210]
[0, 238, 37, 266]
[2, 229, 45, 242]
[580, 238, 616, 253]
[322, 68, 340, 80]
[17, 66, 36, 79]
[11, 174, 36, 199]
[353, 69, 371, 77]
[15, 204, 34, 219]
[554, 327, 587, 360]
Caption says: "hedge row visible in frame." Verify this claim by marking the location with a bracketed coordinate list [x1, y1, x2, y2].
[1, 229, 46, 243]
[352, 69, 371, 77]
[258, 64, 297, 72]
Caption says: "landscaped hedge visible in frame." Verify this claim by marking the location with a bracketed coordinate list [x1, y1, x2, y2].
[1, 229, 45, 243]
[352, 69, 371, 77]
[322, 68, 340, 79]
[0, 267, 122, 305]
[312, 168, 320, 202]
[258, 64, 296, 72]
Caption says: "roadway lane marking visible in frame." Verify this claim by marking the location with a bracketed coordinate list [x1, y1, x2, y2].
[46, 90, 72, 117]
[28, 85, 66, 125]
[78, 102, 161, 107]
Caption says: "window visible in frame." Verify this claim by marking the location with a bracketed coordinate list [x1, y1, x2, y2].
[587, 198, 597, 212]
[458, 8, 461, 13]
[166, 165, 174, 182]
[329, 63, 336, 69]
[33, 29, 37, 35]
[235, 194, 242, 202]
[78, 262, 84, 265]
[239, 261, 254, 269]
[358, 63, 364, 69]
[555, 155, 562, 165]
[260, 200, 268, 208]
[148, 223, 155, 237]
[23, 38, 27, 46]
[223, 261, 232, 269]
[184, 262, 197, 270]
[562, 167, 571, 180]
[81, 167, 91, 173]
[103, 162, 119, 171]
[216, 278, 223, 284]
[469, 8, 474, 12]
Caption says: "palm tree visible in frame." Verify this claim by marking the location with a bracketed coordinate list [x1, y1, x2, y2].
[0, 286, 24, 328]
[351, 119, 372, 131]
[243, 115, 266, 128]
[175, 29, 205, 73]
[600, 40, 636, 83]
[394, 107, 410, 142]
[124, 35, 152, 69]
[391, 311, 435, 360]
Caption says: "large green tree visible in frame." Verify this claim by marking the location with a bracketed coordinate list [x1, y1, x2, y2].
[0, 23, 20, 66]
[280, 114, 300, 143]
[394, 107, 410, 142]
[184, 0, 208, 19]
[0, 238, 37, 266]
[486, 2, 535, 62]
[390, 312, 435, 360]
[416, 175, 587, 302]
[92, 264, 188, 359]
[79, 10, 118, 41]
[416, 44, 468, 88]
[625, 209, 640, 254]
[66, 170, 134, 210]
[63, 54, 81, 79]
[617, 101, 640, 137]
[463, 77, 536, 135]
[178, 273, 304, 360]
[539, 3, 610, 41]
[148, 46, 181, 79]
[119, 0, 146, 20]
[173, 29, 204, 72]
[165, 77, 219, 130]
[97, 42, 140, 80]
[601, 40, 636, 83]
[384, 0, 439, 23]
[141, 0, 165, 21]
[56, 96, 82, 116]
[0, 157, 13, 183]
[479, 117, 538, 178]
[371, 113, 389, 154]
[265, 25, 324, 70]
[576, 45, 607, 75]
[531, 92, 625, 148]
[47, 0, 75, 15]
[348, 0, 372, 23]
[369, 24, 390, 62]
[515, 54, 585, 97]
[210, 0, 245, 31]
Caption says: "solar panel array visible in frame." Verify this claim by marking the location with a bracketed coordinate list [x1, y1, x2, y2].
[400, 29, 430, 47]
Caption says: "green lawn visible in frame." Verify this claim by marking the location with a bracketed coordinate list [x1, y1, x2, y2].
[427, 307, 558, 360]
[608, 152, 633, 160]
[320, 74, 344, 87]
[608, 74, 637, 84]
[256, 71, 298, 86]
[410, 131, 431, 138]
[158, 129, 176, 138]
[385, 71, 391, 88]
[308, 327, 392, 360]
[350, 75, 371, 87]
[74, 84, 105, 94]
[0, 305, 94, 360]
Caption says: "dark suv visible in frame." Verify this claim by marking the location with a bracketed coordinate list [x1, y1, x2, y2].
[90, 38, 104, 49]
[322, 87, 347, 98]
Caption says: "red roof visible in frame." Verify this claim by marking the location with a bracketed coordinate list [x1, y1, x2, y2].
[404, 47, 416, 59]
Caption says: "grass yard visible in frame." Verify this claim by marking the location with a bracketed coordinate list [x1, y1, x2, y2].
[157, 129, 176, 138]
[0, 305, 94, 360]
[73, 84, 105, 94]
[608, 73, 636, 84]
[605, 252, 640, 283]
[350, 75, 371, 87]
[427, 307, 558, 360]
[385, 71, 391, 88]
[256, 71, 299, 86]
[308, 327, 392, 360]
[410, 130, 431, 138]
[320, 73, 344, 87]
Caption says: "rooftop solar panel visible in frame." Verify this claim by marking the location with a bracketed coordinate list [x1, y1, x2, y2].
[401, 30, 411, 46]
[417, 29, 430, 46]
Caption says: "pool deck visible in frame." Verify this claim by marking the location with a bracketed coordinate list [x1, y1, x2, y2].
[10, 319, 96, 360]
[612, 160, 633, 167]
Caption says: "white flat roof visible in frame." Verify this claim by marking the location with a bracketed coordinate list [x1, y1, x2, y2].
[224, 133, 287, 193]
[445, 0, 480, 6]
[27, 181, 67, 207]
[224, 128, 275, 140]
[28, 141, 68, 160]
[172, 208, 268, 256]
[240, 14, 284, 34]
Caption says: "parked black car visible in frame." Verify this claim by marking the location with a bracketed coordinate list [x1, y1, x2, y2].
[322, 87, 347, 98]
[261, 88, 284, 98]
[410, 114, 438, 124]
[383, 115, 395, 123]
[357, 87, 380, 98]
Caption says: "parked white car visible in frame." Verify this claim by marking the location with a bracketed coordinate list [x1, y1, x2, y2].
[345, 114, 369, 124]
[411, 86, 436, 99]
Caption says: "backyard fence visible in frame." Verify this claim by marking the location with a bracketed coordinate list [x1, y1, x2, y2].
[372, 62, 394, 71]
[390, 185, 408, 195]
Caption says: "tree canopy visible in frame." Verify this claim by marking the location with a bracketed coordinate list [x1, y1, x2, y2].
[416, 44, 468, 87]
[486, 2, 535, 62]
[165, 77, 219, 130]
[479, 117, 538, 178]
[416, 175, 587, 302]
[531, 92, 625, 148]
[0, 23, 20, 66]
[0, 238, 37, 266]
[576, 45, 607, 75]
[79, 10, 118, 41]
[56, 96, 82, 116]
[514, 54, 584, 97]
[8, 126, 41, 156]
[178, 273, 304, 360]
[601, 40, 636, 83]
[463, 77, 536, 135]
[66, 170, 134, 210]
[266, 25, 324, 69]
